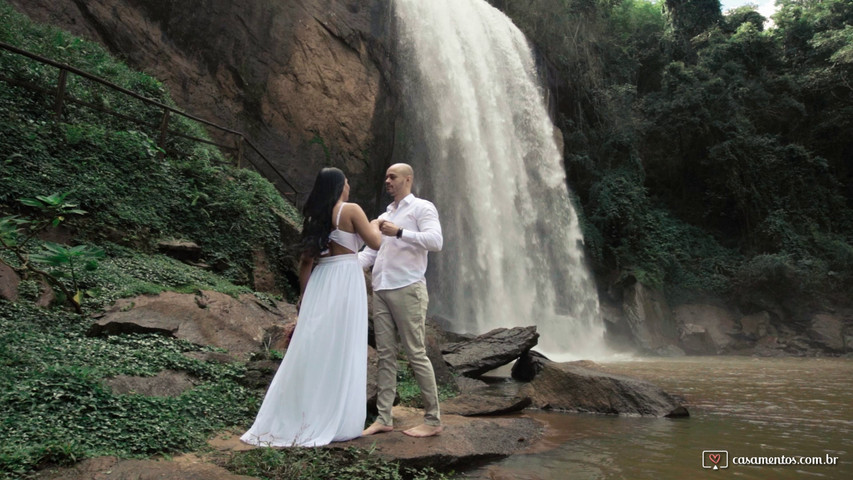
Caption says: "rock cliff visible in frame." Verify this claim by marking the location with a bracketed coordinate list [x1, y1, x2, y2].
[9, 0, 396, 209]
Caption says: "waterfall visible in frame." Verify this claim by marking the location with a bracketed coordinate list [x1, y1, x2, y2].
[393, 0, 608, 359]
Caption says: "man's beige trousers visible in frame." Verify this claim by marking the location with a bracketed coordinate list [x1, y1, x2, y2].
[373, 282, 441, 427]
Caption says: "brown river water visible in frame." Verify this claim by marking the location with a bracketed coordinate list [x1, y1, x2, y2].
[463, 356, 852, 480]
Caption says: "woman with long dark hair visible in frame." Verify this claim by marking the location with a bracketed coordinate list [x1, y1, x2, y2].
[241, 167, 381, 447]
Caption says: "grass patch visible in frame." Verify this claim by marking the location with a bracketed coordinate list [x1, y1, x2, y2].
[395, 362, 458, 408]
[224, 446, 454, 480]
[0, 300, 261, 479]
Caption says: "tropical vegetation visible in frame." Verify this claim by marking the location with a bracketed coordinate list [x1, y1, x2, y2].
[490, 0, 853, 315]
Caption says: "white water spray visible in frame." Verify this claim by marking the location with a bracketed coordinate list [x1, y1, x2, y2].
[393, 0, 608, 359]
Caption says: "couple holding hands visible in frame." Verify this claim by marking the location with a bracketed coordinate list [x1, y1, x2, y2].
[241, 163, 444, 447]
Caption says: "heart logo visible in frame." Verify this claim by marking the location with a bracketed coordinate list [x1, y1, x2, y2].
[709, 454, 721, 464]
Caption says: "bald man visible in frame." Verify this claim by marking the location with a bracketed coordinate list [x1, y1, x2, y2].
[358, 163, 444, 438]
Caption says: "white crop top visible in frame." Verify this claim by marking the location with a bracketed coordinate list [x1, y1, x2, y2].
[326, 203, 364, 254]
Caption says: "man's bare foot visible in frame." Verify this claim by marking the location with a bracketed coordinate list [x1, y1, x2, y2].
[362, 422, 394, 436]
[402, 424, 443, 438]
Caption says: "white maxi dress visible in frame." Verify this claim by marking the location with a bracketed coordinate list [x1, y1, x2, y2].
[241, 206, 366, 447]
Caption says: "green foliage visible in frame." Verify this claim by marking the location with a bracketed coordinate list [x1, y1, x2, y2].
[395, 362, 457, 408]
[224, 446, 453, 480]
[498, 0, 853, 310]
[0, 300, 259, 479]
[0, 0, 301, 294]
[1, 192, 104, 312]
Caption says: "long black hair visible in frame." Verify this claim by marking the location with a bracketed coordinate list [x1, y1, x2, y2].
[300, 167, 346, 257]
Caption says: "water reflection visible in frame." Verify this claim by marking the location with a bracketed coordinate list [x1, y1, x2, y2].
[464, 357, 852, 480]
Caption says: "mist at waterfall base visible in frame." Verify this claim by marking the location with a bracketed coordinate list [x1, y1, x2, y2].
[392, 0, 609, 361]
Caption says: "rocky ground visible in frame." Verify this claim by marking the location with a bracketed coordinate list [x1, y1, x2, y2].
[22, 287, 697, 479]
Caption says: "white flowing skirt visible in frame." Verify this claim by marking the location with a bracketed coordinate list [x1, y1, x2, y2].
[240, 254, 367, 447]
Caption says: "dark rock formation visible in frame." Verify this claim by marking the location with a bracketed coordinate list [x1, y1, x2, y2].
[442, 326, 539, 378]
[678, 323, 716, 355]
[510, 349, 550, 382]
[425, 329, 458, 389]
[88, 290, 297, 360]
[239, 359, 281, 390]
[621, 281, 679, 352]
[519, 361, 689, 417]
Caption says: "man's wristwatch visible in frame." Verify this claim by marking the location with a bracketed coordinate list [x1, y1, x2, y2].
[396, 228, 403, 239]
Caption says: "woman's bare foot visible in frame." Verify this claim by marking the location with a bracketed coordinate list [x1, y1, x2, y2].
[402, 424, 443, 437]
[362, 422, 394, 436]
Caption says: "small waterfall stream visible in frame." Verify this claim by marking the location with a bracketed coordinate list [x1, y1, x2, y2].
[393, 0, 606, 359]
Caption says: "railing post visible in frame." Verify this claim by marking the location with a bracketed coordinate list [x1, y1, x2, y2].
[158, 109, 170, 159]
[54, 68, 68, 119]
[236, 135, 244, 168]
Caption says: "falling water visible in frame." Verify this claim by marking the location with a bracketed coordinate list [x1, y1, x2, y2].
[393, 0, 607, 359]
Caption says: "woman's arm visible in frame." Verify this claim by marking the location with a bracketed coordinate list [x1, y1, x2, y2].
[352, 206, 382, 250]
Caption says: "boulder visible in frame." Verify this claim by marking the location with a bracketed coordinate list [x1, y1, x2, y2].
[88, 290, 297, 360]
[455, 376, 489, 393]
[337, 406, 543, 470]
[673, 304, 738, 353]
[441, 390, 531, 417]
[442, 326, 539, 378]
[678, 323, 715, 355]
[510, 349, 550, 382]
[808, 313, 846, 352]
[739, 311, 773, 340]
[239, 359, 281, 390]
[519, 361, 689, 417]
[425, 331, 458, 390]
[0, 262, 19, 301]
[104, 370, 197, 397]
[32, 455, 256, 480]
[157, 240, 202, 263]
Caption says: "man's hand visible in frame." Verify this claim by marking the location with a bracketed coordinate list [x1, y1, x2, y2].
[379, 220, 400, 237]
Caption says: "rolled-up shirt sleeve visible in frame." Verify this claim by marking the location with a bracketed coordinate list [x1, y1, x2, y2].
[358, 246, 378, 269]
[400, 202, 442, 252]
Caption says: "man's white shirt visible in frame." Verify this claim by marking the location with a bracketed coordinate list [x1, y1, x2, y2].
[358, 193, 442, 291]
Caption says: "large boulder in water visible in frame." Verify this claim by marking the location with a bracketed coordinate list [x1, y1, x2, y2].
[519, 361, 689, 417]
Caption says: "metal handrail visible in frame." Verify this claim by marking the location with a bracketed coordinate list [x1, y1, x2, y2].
[0, 40, 300, 206]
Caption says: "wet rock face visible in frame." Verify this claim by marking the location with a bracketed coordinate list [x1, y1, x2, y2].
[8, 0, 396, 210]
